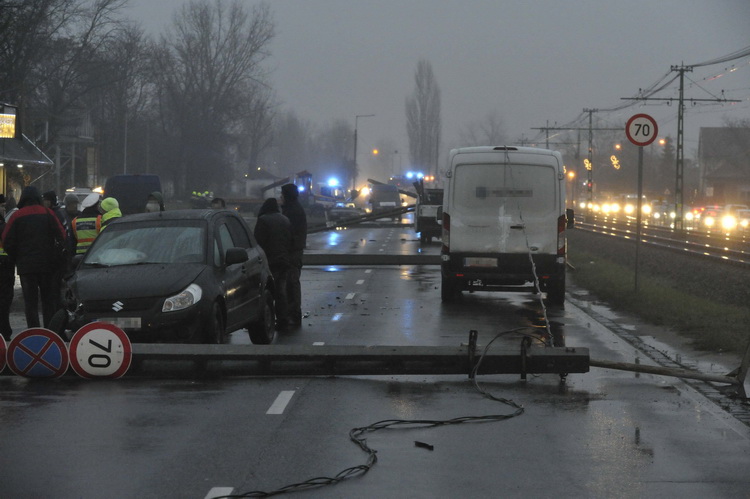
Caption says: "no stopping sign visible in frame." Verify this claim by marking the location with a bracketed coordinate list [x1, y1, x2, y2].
[69, 322, 132, 379]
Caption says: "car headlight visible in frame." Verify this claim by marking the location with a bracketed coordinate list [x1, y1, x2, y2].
[163, 284, 203, 312]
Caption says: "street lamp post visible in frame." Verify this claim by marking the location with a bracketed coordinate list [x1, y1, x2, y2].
[353, 114, 375, 191]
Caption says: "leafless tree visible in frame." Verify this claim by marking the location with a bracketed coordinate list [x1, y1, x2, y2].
[405, 59, 441, 175]
[459, 109, 507, 146]
[153, 0, 274, 194]
[234, 83, 277, 174]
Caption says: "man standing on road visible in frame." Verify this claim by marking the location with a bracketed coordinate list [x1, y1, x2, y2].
[280, 183, 307, 327]
[254, 197, 292, 332]
[2, 186, 66, 328]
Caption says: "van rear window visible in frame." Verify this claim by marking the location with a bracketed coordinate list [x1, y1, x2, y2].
[453, 164, 556, 216]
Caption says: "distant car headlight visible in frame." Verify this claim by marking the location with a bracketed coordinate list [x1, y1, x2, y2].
[704, 216, 715, 227]
[721, 215, 737, 231]
[163, 284, 203, 312]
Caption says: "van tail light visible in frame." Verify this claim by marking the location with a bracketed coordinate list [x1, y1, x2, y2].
[557, 214, 566, 257]
[442, 212, 450, 253]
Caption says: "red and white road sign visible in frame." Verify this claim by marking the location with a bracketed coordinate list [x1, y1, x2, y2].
[626, 113, 659, 147]
[0, 336, 6, 373]
[7, 328, 69, 378]
[69, 322, 132, 379]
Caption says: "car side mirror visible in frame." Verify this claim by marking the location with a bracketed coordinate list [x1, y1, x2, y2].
[225, 247, 249, 265]
[566, 208, 575, 229]
[436, 206, 443, 222]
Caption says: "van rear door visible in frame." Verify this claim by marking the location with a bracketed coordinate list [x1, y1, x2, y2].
[449, 162, 559, 254]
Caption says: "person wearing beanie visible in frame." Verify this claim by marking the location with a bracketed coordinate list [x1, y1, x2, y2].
[279, 184, 307, 326]
[43, 190, 68, 232]
[1, 185, 67, 329]
[254, 197, 292, 331]
[99, 197, 122, 227]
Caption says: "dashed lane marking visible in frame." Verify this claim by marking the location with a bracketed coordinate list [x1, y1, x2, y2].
[313, 342, 325, 346]
[267, 390, 295, 415]
[332, 313, 343, 321]
[365, 269, 372, 273]
[345, 292, 355, 299]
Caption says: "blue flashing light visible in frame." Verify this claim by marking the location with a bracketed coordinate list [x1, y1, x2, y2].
[406, 172, 414, 179]
[416, 172, 424, 179]
[327, 177, 340, 187]
[297, 185, 305, 192]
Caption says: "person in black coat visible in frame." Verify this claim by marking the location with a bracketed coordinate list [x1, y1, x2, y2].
[280, 183, 307, 326]
[2, 186, 66, 329]
[254, 197, 292, 331]
[0, 194, 13, 341]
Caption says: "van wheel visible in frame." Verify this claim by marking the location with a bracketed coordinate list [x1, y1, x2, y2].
[441, 276, 461, 302]
[545, 276, 566, 307]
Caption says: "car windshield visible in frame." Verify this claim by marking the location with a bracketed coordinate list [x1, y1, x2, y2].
[83, 223, 206, 266]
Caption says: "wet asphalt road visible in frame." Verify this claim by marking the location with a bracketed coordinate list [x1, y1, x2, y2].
[1, 219, 749, 498]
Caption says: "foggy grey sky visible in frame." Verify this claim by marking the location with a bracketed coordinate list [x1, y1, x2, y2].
[127, 0, 750, 163]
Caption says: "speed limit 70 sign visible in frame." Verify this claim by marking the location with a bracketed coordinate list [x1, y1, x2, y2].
[68, 322, 132, 378]
[626, 114, 658, 146]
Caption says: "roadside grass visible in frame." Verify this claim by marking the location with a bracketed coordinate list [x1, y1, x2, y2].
[567, 248, 750, 354]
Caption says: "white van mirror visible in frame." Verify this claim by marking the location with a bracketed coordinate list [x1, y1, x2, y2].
[436, 206, 443, 221]
[566, 208, 575, 228]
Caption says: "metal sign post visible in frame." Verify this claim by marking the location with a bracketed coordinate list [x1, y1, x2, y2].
[625, 114, 658, 292]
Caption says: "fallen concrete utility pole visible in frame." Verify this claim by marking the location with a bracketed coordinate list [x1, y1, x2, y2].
[128, 343, 589, 378]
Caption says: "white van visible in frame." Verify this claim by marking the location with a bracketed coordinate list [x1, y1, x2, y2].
[438, 146, 570, 305]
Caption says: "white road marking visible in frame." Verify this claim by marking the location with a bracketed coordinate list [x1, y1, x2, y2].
[205, 487, 234, 499]
[356, 279, 365, 285]
[345, 292, 355, 299]
[313, 342, 325, 346]
[332, 313, 343, 321]
[365, 269, 372, 273]
[267, 390, 295, 415]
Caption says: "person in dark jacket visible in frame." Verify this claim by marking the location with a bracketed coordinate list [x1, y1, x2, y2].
[0, 194, 13, 341]
[254, 197, 292, 331]
[2, 186, 66, 329]
[280, 183, 307, 326]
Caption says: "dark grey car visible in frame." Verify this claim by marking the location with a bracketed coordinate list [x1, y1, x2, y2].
[54, 209, 276, 344]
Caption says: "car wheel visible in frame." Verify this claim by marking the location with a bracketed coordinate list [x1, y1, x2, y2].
[248, 288, 275, 345]
[204, 301, 225, 344]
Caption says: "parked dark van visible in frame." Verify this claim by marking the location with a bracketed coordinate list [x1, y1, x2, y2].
[103, 174, 162, 215]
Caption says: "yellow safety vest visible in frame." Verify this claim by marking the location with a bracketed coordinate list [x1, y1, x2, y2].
[73, 216, 102, 254]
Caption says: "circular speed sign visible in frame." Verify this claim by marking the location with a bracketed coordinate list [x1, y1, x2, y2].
[69, 322, 132, 379]
[626, 113, 659, 147]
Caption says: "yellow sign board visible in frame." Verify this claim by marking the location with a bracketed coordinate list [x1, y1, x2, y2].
[0, 113, 16, 139]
